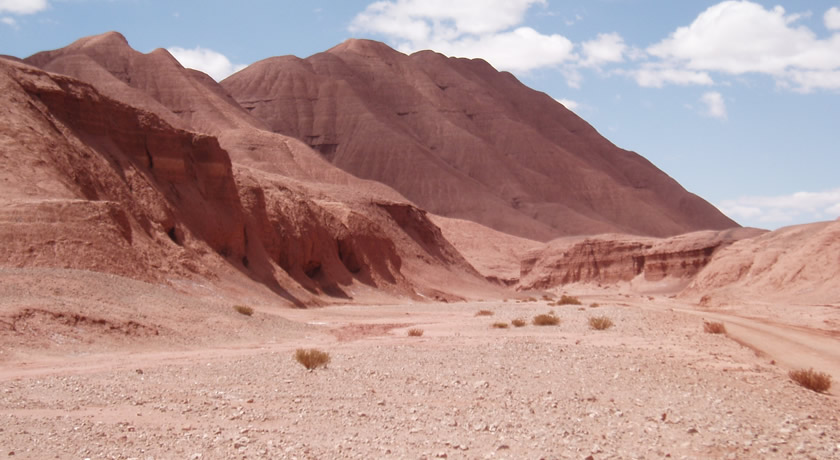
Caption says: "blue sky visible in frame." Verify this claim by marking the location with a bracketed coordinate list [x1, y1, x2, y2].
[2, 0, 839, 230]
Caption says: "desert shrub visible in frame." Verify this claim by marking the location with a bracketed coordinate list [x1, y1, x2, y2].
[233, 305, 254, 316]
[511, 318, 527, 328]
[492, 322, 509, 329]
[407, 328, 424, 337]
[533, 313, 560, 326]
[589, 303, 600, 308]
[542, 294, 555, 301]
[789, 368, 832, 393]
[557, 295, 581, 305]
[475, 309, 494, 316]
[589, 316, 614, 330]
[703, 321, 726, 334]
[294, 348, 331, 370]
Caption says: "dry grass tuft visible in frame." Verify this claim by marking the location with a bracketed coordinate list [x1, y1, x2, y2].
[511, 318, 527, 328]
[233, 305, 254, 316]
[294, 348, 331, 370]
[789, 368, 832, 393]
[532, 313, 560, 326]
[492, 322, 509, 329]
[589, 302, 600, 308]
[475, 309, 494, 317]
[703, 321, 727, 334]
[407, 328, 424, 337]
[588, 316, 614, 330]
[557, 295, 581, 305]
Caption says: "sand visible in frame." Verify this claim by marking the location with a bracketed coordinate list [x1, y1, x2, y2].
[2, 294, 839, 459]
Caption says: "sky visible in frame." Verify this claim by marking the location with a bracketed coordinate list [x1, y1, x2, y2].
[1, 0, 839, 230]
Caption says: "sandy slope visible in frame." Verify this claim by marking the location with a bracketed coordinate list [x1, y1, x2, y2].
[2, 295, 838, 459]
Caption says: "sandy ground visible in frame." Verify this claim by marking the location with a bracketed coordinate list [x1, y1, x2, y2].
[2, 294, 839, 459]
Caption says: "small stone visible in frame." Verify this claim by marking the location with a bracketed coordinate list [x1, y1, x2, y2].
[135, 369, 143, 375]
[234, 436, 250, 448]
[687, 428, 699, 434]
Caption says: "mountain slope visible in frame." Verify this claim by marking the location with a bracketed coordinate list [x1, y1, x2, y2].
[222, 38, 738, 241]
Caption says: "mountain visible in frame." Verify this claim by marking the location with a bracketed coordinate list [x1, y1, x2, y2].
[7, 33, 493, 307]
[221, 38, 738, 241]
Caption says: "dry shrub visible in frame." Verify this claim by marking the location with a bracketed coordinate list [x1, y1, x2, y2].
[558, 295, 581, 305]
[407, 328, 424, 337]
[475, 309, 494, 317]
[492, 322, 509, 329]
[589, 316, 614, 330]
[589, 303, 600, 308]
[294, 348, 331, 370]
[511, 318, 527, 328]
[542, 294, 554, 301]
[533, 313, 560, 326]
[703, 321, 726, 334]
[789, 368, 832, 393]
[233, 305, 254, 316]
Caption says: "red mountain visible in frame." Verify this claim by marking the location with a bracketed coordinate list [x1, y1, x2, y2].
[221, 38, 738, 241]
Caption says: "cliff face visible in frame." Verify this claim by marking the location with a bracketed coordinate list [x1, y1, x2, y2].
[519, 228, 765, 291]
[1, 55, 489, 305]
[681, 220, 840, 305]
[222, 38, 738, 241]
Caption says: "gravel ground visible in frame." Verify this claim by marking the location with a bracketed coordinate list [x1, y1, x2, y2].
[2, 301, 839, 459]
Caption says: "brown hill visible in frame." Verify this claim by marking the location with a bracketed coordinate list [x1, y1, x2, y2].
[222, 38, 738, 241]
[1, 53, 491, 314]
[681, 220, 840, 305]
[518, 228, 765, 294]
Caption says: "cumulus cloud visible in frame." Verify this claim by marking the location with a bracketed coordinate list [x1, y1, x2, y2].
[718, 187, 840, 227]
[630, 64, 714, 87]
[350, 0, 577, 74]
[167, 46, 247, 81]
[644, 1, 840, 92]
[0, 0, 46, 14]
[554, 98, 579, 111]
[1, 16, 17, 27]
[825, 7, 840, 30]
[580, 32, 626, 68]
[700, 91, 727, 119]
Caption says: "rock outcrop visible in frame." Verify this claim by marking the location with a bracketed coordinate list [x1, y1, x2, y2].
[1, 53, 490, 305]
[519, 228, 764, 291]
[222, 38, 738, 241]
[681, 220, 840, 305]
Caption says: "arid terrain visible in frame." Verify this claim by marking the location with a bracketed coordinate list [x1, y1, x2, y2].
[1, 32, 839, 459]
[2, 289, 839, 459]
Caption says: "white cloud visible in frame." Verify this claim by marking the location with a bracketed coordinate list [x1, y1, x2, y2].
[630, 64, 714, 87]
[825, 7, 840, 30]
[719, 187, 840, 227]
[554, 98, 579, 111]
[350, 0, 576, 73]
[644, 1, 840, 92]
[700, 91, 727, 119]
[1, 15, 16, 27]
[409, 26, 575, 73]
[580, 32, 626, 68]
[167, 46, 247, 81]
[0, 0, 46, 14]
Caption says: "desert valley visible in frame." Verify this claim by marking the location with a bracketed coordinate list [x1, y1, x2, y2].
[1, 31, 839, 459]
